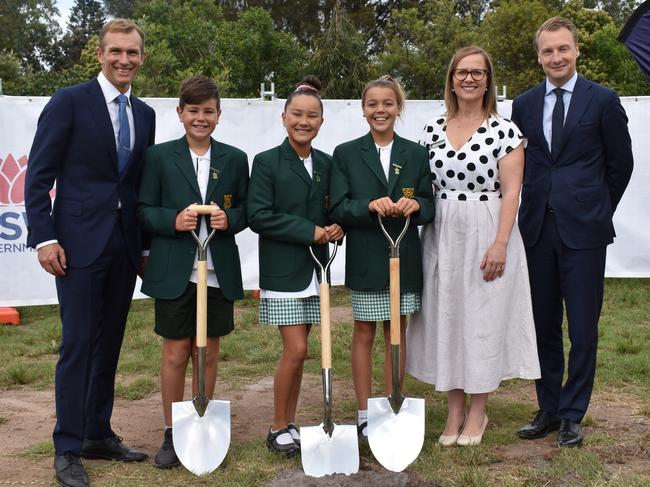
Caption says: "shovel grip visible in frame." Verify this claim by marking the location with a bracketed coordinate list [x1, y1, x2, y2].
[196, 260, 208, 347]
[188, 203, 216, 214]
[320, 282, 331, 369]
[389, 257, 400, 345]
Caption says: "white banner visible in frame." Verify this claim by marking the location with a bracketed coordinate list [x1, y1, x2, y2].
[1, 95, 648, 306]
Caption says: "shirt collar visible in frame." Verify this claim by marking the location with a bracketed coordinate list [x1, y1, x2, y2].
[97, 71, 132, 105]
[545, 71, 578, 96]
[189, 146, 211, 161]
[375, 140, 394, 152]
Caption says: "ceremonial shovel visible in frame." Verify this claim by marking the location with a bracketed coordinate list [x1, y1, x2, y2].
[172, 204, 230, 476]
[368, 214, 425, 472]
[301, 242, 359, 477]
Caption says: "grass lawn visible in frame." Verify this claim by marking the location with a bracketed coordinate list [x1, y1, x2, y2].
[1, 279, 649, 486]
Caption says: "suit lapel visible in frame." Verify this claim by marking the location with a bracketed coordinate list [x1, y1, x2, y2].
[281, 138, 312, 188]
[122, 95, 146, 179]
[555, 77, 592, 160]
[533, 83, 551, 161]
[309, 150, 324, 200]
[85, 79, 118, 173]
[361, 132, 388, 187]
[206, 139, 227, 205]
[172, 137, 202, 200]
[388, 134, 408, 196]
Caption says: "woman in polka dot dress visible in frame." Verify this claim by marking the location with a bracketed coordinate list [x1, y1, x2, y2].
[406, 47, 540, 447]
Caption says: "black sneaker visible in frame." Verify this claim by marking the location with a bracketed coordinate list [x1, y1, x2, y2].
[287, 423, 301, 448]
[154, 429, 180, 468]
[266, 426, 299, 457]
[357, 421, 368, 439]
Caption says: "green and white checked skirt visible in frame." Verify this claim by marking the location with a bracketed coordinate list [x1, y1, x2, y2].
[352, 289, 421, 322]
[259, 296, 321, 325]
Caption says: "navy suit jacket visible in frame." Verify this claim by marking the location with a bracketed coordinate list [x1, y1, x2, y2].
[25, 78, 156, 268]
[511, 76, 633, 249]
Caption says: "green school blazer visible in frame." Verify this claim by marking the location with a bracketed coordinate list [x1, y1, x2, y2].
[137, 136, 249, 301]
[247, 138, 331, 292]
[330, 132, 434, 292]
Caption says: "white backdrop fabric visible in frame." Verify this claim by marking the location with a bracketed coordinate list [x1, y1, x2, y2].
[1, 95, 648, 306]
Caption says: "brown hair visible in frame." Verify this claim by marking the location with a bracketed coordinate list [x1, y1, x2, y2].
[99, 18, 145, 52]
[534, 17, 579, 52]
[443, 46, 497, 119]
[361, 75, 406, 113]
[284, 75, 323, 114]
[179, 76, 221, 110]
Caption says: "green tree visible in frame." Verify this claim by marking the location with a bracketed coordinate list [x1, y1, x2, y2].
[379, 0, 476, 99]
[58, 0, 106, 69]
[309, 4, 369, 98]
[479, 0, 555, 97]
[103, 0, 137, 18]
[0, 0, 61, 71]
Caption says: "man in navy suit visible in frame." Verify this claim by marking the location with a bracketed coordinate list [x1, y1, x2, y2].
[25, 19, 155, 487]
[512, 17, 633, 447]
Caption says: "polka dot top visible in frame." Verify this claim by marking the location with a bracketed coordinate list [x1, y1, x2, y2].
[419, 114, 524, 200]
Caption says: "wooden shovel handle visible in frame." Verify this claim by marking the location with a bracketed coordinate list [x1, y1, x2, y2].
[196, 260, 208, 347]
[188, 204, 216, 215]
[320, 282, 331, 369]
[389, 257, 400, 345]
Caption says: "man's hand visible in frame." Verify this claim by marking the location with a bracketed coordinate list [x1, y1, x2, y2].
[37, 243, 67, 276]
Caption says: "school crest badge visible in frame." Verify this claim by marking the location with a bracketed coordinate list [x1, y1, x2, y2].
[402, 187, 415, 199]
[223, 194, 233, 209]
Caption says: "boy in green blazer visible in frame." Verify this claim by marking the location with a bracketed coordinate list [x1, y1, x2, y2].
[329, 76, 435, 438]
[138, 76, 249, 467]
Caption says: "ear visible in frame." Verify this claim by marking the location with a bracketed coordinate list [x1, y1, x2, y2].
[176, 106, 182, 120]
[281, 112, 286, 126]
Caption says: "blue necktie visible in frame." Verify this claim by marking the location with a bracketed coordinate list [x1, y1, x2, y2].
[551, 88, 565, 157]
[116, 94, 131, 174]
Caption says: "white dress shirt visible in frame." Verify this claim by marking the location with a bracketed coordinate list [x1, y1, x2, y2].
[376, 140, 394, 181]
[543, 71, 578, 151]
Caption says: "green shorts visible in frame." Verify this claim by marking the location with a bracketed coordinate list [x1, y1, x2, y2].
[154, 282, 234, 339]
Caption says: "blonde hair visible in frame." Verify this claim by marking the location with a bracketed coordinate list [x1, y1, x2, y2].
[99, 18, 145, 52]
[361, 75, 406, 114]
[534, 17, 578, 52]
[443, 46, 497, 119]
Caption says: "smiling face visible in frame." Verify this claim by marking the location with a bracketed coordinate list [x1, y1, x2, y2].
[362, 86, 400, 139]
[97, 30, 145, 93]
[177, 98, 220, 145]
[282, 94, 323, 154]
[537, 27, 579, 87]
[452, 53, 488, 105]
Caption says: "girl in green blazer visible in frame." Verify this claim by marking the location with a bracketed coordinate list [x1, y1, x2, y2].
[138, 76, 249, 468]
[247, 76, 344, 456]
[329, 76, 435, 437]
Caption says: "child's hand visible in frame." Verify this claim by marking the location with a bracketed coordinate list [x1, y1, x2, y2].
[176, 205, 198, 231]
[209, 202, 229, 230]
[313, 226, 328, 245]
[369, 196, 397, 216]
[324, 224, 344, 242]
[395, 197, 420, 217]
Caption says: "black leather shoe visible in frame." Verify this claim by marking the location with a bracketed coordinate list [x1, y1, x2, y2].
[558, 419, 583, 447]
[54, 453, 89, 487]
[266, 426, 299, 458]
[80, 433, 148, 462]
[517, 410, 561, 439]
[154, 429, 180, 468]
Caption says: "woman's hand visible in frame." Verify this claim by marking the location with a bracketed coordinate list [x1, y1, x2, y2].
[324, 223, 344, 242]
[175, 205, 198, 232]
[394, 197, 420, 217]
[480, 241, 507, 282]
[209, 201, 229, 230]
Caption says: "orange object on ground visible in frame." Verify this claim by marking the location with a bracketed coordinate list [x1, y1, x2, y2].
[0, 307, 20, 325]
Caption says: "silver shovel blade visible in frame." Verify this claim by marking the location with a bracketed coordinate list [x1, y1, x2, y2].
[367, 396, 425, 472]
[301, 423, 359, 477]
[172, 399, 230, 476]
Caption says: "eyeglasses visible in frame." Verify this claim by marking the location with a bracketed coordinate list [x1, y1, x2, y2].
[453, 69, 488, 81]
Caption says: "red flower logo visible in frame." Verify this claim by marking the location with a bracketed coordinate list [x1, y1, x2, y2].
[0, 154, 28, 205]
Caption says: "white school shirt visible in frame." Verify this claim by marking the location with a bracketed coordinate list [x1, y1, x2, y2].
[260, 153, 320, 298]
[376, 140, 394, 181]
[188, 147, 220, 289]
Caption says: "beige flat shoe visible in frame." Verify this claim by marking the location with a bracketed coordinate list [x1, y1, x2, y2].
[438, 413, 466, 447]
[456, 415, 488, 446]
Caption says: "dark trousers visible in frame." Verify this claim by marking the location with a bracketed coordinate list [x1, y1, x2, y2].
[53, 221, 136, 455]
[525, 211, 606, 423]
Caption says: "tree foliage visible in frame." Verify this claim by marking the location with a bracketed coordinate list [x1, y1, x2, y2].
[58, 0, 106, 70]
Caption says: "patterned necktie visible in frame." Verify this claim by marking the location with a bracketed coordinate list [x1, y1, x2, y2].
[116, 94, 131, 174]
[551, 88, 565, 157]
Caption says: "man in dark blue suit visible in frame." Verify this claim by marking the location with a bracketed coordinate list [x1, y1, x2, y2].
[25, 19, 156, 487]
[512, 17, 633, 447]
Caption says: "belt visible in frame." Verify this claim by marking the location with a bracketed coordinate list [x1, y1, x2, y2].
[546, 204, 555, 214]
[111, 208, 122, 220]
